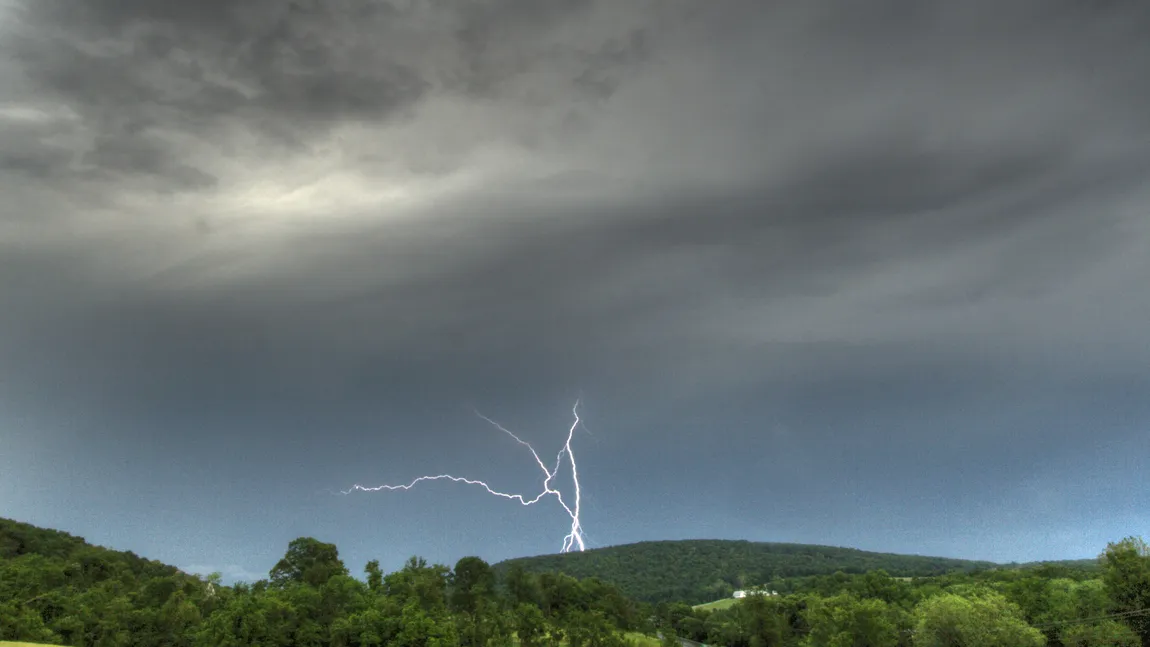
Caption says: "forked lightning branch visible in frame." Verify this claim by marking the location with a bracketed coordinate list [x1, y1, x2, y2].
[342, 401, 587, 553]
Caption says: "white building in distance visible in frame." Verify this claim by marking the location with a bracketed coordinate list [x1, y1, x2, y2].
[732, 589, 778, 599]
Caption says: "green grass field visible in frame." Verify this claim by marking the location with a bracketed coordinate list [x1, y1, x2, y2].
[624, 632, 662, 647]
[693, 597, 740, 611]
[1, 642, 59, 646]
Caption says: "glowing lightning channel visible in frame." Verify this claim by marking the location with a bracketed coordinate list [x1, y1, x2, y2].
[342, 400, 587, 552]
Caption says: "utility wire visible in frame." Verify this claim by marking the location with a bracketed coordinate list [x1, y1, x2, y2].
[1033, 607, 1150, 630]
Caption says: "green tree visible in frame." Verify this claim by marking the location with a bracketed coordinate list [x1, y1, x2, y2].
[331, 596, 402, 647]
[1101, 536, 1150, 644]
[912, 592, 1045, 647]
[705, 610, 746, 647]
[366, 559, 384, 592]
[506, 564, 542, 606]
[387, 556, 451, 611]
[269, 537, 349, 587]
[0, 599, 60, 643]
[451, 556, 496, 615]
[394, 599, 459, 647]
[856, 570, 912, 608]
[158, 589, 202, 647]
[518, 602, 549, 647]
[1059, 620, 1141, 647]
[565, 609, 626, 647]
[1072, 579, 1115, 618]
[706, 593, 797, 647]
[581, 577, 640, 630]
[1004, 575, 1054, 624]
[539, 572, 591, 620]
[802, 593, 899, 647]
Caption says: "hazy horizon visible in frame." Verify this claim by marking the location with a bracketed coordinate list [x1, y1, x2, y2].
[0, 515, 1105, 585]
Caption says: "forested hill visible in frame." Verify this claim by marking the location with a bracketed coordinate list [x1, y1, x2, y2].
[6, 516, 1144, 647]
[1, 516, 650, 647]
[0, 516, 182, 578]
[494, 539, 998, 604]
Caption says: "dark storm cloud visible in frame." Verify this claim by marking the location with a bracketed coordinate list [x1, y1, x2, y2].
[83, 133, 219, 190]
[2, 0, 1147, 388]
[3, 0, 648, 190]
[4, 167, 1145, 416]
[2, 0, 1150, 570]
[0, 118, 75, 178]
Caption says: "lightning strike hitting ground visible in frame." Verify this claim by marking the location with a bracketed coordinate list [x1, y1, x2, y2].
[342, 401, 588, 552]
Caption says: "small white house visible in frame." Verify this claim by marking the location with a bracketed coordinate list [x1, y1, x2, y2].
[732, 589, 778, 599]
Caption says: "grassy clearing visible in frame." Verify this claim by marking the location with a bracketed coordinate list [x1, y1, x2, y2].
[690, 592, 736, 611]
[624, 632, 662, 647]
[1, 642, 60, 647]
[693, 597, 740, 611]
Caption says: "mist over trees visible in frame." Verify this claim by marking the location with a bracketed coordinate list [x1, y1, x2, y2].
[3, 518, 1150, 647]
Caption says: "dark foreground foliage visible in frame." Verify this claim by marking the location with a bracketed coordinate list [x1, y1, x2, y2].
[0, 518, 647, 647]
[658, 538, 1150, 647]
[4, 518, 1149, 647]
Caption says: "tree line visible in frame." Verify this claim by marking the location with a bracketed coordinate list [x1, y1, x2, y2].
[0, 518, 646, 647]
[496, 539, 998, 605]
[4, 517, 1150, 647]
[658, 537, 1150, 647]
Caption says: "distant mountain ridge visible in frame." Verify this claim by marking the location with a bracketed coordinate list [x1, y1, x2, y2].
[494, 539, 1003, 604]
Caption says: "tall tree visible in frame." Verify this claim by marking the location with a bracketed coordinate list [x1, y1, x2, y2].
[450, 557, 495, 615]
[506, 563, 542, 607]
[1059, 620, 1140, 647]
[387, 556, 450, 611]
[802, 593, 900, 647]
[739, 594, 793, 647]
[911, 592, 1045, 647]
[1101, 536, 1150, 644]
[517, 603, 549, 647]
[269, 537, 348, 587]
[453, 557, 507, 647]
[366, 560, 384, 593]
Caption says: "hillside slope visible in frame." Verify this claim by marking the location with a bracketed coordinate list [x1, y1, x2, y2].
[0, 517, 207, 645]
[0, 517, 182, 579]
[495, 539, 998, 604]
[2, 517, 651, 646]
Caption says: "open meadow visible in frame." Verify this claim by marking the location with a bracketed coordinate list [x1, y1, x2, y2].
[691, 598, 740, 612]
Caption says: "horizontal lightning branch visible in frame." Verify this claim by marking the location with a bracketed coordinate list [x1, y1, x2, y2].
[342, 401, 587, 552]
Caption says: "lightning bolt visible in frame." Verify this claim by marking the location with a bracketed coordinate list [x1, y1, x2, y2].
[342, 400, 587, 553]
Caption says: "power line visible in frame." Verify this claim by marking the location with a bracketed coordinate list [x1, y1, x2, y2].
[1033, 607, 1150, 630]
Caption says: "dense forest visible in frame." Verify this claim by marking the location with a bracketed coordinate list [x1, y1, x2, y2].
[3, 517, 1150, 647]
[495, 540, 999, 604]
[0, 518, 646, 647]
[657, 540, 1150, 647]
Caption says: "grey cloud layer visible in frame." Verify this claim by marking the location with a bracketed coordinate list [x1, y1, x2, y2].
[3, 0, 649, 189]
[3, 0, 1150, 404]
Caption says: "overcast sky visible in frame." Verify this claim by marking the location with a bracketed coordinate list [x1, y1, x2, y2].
[2, 0, 1149, 583]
